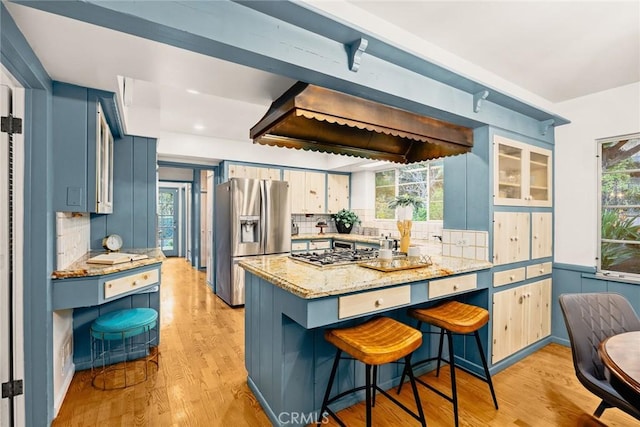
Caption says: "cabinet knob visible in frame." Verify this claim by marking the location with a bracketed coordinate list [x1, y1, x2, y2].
[143, 274, 149, 280]
[519, 296, 524, 304]
[509, 275, 515, 280]
[453, 285, 459, 291]
[534, 235, 538, 239]
[375, 298, 384, 307]
[539, 269, 544, 273]
[108, 284, 112, 289]
[509, 237, 514, 241]
[132, 280, 139, 287]
[514, 237, 518, 241]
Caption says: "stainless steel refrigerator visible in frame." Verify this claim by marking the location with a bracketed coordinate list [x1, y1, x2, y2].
[215, 178, 291, 306]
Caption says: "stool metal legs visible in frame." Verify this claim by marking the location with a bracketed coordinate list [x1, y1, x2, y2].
[397, 325, 498, 427]
[318, 350, 427, 427]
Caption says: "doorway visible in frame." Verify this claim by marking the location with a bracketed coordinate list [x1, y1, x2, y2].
[158, 188, 179, 257]
[1, 70, 25, 426]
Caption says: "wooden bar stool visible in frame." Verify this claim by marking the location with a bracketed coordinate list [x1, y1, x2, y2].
[90, 308, 159, 390]
[397, 301, 498, 427]
[319, 316, 427, 427]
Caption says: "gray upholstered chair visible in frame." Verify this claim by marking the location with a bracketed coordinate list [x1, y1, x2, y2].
[559, 292, 640, 420]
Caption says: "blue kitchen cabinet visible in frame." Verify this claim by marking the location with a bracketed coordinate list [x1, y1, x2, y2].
[52, 81, 122, 213]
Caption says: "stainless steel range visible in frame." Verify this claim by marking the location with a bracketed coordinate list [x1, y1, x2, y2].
[290, 248, 404, 267]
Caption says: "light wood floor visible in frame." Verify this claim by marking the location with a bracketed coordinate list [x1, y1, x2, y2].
[53, 258, 639, 426]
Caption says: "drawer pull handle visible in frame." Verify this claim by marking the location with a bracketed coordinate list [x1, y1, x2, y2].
[143, 274, 149, 280]
[509, 275, 515, 280]
[539, 269, 544, 273]
[453, 285, 458, 291]
[375, 298, 384, 307]
[132, 280, 139, 287]
[108, 284, 112, 289]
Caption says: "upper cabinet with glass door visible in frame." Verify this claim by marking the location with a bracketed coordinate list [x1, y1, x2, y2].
[95, 102, 114, 213]
[494, 135, 552, 207]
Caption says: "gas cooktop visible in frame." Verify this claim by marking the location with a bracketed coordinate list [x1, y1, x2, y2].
[290, 248, 404, 267]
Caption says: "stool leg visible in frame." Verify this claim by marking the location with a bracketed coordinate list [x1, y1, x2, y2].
[396, 319, 423, 395]
[436, 328, 445, 377]
[474, 330, 499, 409]
[404, 355, 427, 427]
[365, 364, 372, 427]
[446, 330, 459, 427]
[372, 364, 378, 407]
[318, 349, 342, 427]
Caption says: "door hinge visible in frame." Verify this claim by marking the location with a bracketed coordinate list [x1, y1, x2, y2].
[1, 115, 23, 135]
[1, 380, 24, 398]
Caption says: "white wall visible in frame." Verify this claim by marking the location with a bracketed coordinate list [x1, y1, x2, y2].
[554, 82, 640, 266]
[157, 131, 343, 170]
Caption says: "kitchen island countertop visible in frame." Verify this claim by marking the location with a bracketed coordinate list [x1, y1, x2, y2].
[239, 253, 491, 299]
[52, 248, 165, 279]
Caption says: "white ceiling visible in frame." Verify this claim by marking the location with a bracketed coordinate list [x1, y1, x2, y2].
[5, 1, 639, 165]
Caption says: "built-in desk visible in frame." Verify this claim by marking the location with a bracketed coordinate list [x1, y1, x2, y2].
[239, 254, 491, 427]
[52, 248, 164, 370]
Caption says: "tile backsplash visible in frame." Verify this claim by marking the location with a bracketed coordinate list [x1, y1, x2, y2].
[291, 210, 443, 241]
[441, 229, 489, 261]
[56, 212, 90, 269]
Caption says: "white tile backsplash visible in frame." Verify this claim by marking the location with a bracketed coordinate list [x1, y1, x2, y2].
[441, 229, 489, 261]
[56, 212, 90, 269]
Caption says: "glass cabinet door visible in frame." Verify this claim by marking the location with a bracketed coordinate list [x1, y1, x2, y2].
[494, 136, 552, 207]
[95, 103, 113, 213]
[529, 150, 550, 203]
[496, 142, 524, 202]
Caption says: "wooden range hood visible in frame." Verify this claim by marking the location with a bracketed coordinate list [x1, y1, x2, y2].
[250, 82, 473, 164]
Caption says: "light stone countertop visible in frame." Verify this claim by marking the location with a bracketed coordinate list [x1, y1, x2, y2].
[52, 248, 166, 279]
[239, 253, 491, 299]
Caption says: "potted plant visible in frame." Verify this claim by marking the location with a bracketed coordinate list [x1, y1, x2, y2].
[331, 209, 360, 234]
[388, 194, 424, 221]
[388, 195, 424, 252]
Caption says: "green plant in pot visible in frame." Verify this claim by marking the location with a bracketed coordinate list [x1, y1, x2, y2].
[332, 209, 360, 234]
[388, 194, 424, 220]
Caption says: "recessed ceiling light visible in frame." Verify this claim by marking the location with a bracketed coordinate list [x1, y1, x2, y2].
[194, 124, 205, 131]
[186, 89, 200, 95]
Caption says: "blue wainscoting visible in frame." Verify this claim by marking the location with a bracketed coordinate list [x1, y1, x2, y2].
[552, 263, 640, 346]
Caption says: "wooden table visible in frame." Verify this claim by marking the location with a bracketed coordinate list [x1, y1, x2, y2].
[599, 331, 640, 407]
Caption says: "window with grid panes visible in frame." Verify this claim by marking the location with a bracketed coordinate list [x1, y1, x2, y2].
[374, 160, 443, 221]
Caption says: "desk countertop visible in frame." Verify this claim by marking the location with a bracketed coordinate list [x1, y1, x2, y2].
[52, 248, 165, 279]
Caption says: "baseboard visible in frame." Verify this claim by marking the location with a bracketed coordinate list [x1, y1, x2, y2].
[54, 362, 75, 418]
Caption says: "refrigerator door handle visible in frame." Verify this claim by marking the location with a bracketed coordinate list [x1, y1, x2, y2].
[260, 180, 267, 254]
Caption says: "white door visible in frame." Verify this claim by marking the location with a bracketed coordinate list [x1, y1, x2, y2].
[1, 68, 25, 427]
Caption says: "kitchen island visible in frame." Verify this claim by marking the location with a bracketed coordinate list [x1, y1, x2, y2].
[240, 253, 491, 426]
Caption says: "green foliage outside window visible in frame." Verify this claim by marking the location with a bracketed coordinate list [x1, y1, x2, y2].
[599, 135, 640, 274]
[374, 161, 443, 221]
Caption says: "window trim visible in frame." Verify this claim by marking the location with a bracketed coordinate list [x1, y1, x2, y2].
[597, 132, 640, 279]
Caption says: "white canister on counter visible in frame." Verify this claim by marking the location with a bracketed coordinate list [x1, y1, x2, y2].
[408, 246, 421, 259]
[379, 249, 393, 260]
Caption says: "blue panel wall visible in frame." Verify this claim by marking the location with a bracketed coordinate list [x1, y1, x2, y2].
[551, 263, 640, 346]
[1, 4, 54, 425]
[90, 135, 157, 249]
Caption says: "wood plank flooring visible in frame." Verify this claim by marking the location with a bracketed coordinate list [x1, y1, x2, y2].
[53, 258, 639, 426]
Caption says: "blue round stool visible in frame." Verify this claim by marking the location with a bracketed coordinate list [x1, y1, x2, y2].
[90, 308, 159, 389]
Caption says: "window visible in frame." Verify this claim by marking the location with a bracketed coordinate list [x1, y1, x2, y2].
[598, 133, 640, 276]
[375, 160, 444, 221]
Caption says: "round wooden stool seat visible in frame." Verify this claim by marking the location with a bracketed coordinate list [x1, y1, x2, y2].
[325, 316, 422, 365]
[409, 301, 489, 334]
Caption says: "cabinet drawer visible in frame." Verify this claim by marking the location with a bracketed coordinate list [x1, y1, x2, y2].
[428, 273, 477, 299]
[493, 267, 526, 288]
[309, 240, 331, 250]
[339, 286, 410, 319]
[526, 262, 552, 279]
[291, 242, 308, 251]
[104, 269, 159, 299]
